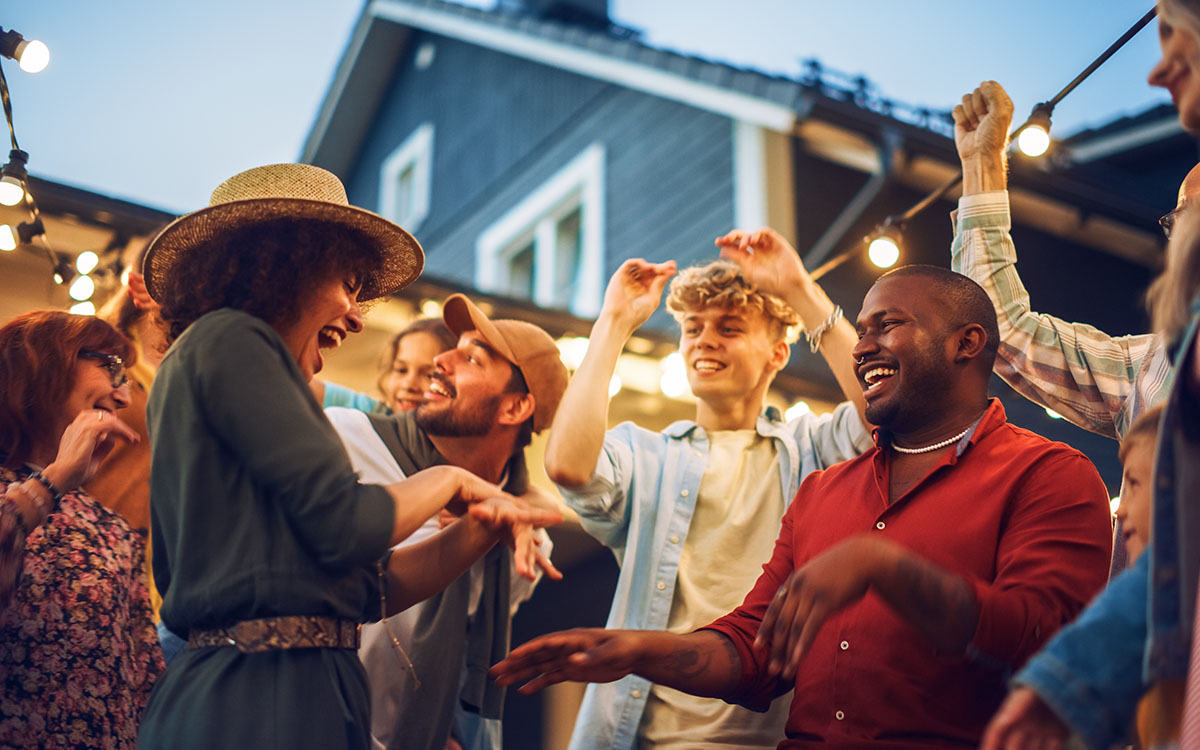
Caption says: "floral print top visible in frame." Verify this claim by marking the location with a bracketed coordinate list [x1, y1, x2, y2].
[0, 465, 164, 750]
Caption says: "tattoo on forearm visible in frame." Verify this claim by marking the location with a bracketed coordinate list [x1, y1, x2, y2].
[667, 647, 711, 678]
[887, 556, 978, 653]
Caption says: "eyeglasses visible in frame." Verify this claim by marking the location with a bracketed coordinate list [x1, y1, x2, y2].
[78, 350, 128, 389]
[1160, 208, 1182, 239]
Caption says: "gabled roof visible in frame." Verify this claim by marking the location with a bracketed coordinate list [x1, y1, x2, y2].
[302, 0, 957, 173]
[302, 0, 1176, 267]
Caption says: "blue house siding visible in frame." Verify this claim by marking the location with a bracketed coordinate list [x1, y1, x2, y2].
[344, 29, 734, 332]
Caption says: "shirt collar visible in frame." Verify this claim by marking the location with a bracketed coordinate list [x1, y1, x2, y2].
[664, 405, 785, 440]
[871, 398, 1007, 457]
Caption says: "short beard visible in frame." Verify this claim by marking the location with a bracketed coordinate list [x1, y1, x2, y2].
[415, 394, 504, 438]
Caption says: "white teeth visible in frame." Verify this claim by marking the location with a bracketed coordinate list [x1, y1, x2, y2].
[428, 381, 450, 397]
[863, 367, 896, 385]
[694, 360, 724, 371]
[318, 327, 345, 349]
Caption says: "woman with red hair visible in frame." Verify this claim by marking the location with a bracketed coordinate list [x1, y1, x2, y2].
[0, 310, 163, 750]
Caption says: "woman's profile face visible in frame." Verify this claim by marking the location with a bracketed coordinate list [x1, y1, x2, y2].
[1150, 5, 1200, 132]
[381, 330, 447, 412]
[275, 275, 365, 382]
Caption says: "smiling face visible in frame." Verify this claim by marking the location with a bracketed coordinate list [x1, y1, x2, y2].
[852, 275, 958, 432]
[274, 275, 364, 382]
[56, 354, 132, 444]
[1116, 434, 1155, 562]
[678, 305, 788, 405]
[415, 331, 524, 438]
[1150, 3, 1200, 132]
[381, 331, 446, 412]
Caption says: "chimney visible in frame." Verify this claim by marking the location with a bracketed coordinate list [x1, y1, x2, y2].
[496, 0, 611, 29]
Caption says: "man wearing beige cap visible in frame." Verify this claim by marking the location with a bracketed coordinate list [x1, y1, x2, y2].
[326, 292, 568, 750]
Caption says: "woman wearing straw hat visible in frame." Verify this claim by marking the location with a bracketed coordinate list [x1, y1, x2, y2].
[135, 164, 561, 750]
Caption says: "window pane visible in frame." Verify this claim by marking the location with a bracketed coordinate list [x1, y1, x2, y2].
[508, 242, 535, 299]
[394, 165, 415, 224]
[553, 206, 583, 306]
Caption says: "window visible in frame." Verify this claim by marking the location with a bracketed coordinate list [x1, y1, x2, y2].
[477, 144, 605, 317]
[379, 123, 433, 231]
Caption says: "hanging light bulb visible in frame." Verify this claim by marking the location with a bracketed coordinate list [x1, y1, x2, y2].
[865, 221, 903, 269]
[68, 274, 94, 301]
[0, 29, 49, 74]
[1016, 103, 1054, 158]
[555, 336, 590, 370]
[75, 250, 99, 275]
[69, 301, 95, 316]
[659, 352, 689, 398]
[785, 400, 811, 421]
[0, 149, 29, 206]
[52, 255, 74, 286]
[0, 224, 14, 251]
[608, 374, 622, 397]
[419, 298, 441, 318]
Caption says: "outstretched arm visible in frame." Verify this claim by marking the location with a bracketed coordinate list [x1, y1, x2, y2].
[384, 494, 562, 615]
[543, 259, 676, 488]
[491, 627, 741, 698]
[716, 228, 867, 428]
[756, 535, 976, 679]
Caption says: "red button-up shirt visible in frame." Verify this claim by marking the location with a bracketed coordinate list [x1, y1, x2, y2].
[705, 400, 1112, 749]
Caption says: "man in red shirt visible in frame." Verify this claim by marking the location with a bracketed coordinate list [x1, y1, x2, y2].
[492, 266, 1114, 749]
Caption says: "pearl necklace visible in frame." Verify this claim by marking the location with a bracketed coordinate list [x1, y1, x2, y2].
[891, 426, 971, 455]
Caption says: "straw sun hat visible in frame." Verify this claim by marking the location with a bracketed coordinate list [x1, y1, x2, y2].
[142, 163, 424, 303]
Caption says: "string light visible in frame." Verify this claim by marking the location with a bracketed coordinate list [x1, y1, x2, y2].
[659, 352, 689, 398]
[52, 255, 73, 286]
[1016, 103, 1053, 157]
[808, 8, 1157, 281]
[69, 301, 95, 316]
[0, 148, 27, 206]
[75, 250, 99, 274]
[0, 224, 13, 251]
[0, 29, 49, 74]
[609, 374, 622, 397]
[68, 274, 94, 301]
[419, 298, 441, 318]
[555, 336, 590, 370]
[1045, 407, 1063, 420]
[785, 400, 811, 421]
[867, 224, 902, 269]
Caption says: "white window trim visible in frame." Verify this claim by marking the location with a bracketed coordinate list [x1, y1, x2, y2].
[477, 143, 605, 316]
[379, 122, 434, 231]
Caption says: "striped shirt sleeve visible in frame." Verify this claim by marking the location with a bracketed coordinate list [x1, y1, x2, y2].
[950, 190, 1170, 439]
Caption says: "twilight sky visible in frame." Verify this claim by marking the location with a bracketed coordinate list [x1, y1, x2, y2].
[1, 0, 1167, 213]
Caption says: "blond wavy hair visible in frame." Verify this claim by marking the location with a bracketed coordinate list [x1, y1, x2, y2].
[665, 260, 800, 343]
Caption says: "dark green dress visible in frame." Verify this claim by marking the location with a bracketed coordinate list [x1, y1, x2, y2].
[138, 308, 395, 749]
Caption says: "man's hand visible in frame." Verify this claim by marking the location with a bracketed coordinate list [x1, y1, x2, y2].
[755, 536, 892, 679]
[980, 687, 1070, 750]
[953, 81, 1013, 194]
[600, 259, 676, 333]
[468, 496, 563, 581]
[491, 628, 642, 694]
[715, 227, 809, 300]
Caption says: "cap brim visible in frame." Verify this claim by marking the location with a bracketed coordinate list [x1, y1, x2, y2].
[442, 294, 517, 363]
[143, 198, 424, 303]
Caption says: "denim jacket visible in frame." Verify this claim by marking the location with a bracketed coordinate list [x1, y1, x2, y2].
[557, 402, 871, 750]
[1014, 304, 1200, 750]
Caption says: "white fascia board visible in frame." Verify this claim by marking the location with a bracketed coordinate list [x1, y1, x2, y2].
[732, 120, 768, 231]
[369, 0, 798, 132]
[302, 8, 378, 164]
[1067, 116, 1184, 163]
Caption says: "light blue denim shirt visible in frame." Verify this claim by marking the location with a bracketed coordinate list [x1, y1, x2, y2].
[558, 401, 871, 750]
[1013, 304, 1200, 750]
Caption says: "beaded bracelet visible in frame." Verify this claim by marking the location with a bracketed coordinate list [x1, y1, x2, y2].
[27, 470, 64, 507]
[805, 304, 843, 354]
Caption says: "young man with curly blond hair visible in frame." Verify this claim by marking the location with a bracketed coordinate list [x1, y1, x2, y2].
[544, 229, 870, 750]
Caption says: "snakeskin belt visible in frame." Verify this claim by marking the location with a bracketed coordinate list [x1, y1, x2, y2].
[186, 615, 361, 653]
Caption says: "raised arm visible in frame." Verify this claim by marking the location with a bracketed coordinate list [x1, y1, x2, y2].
[716, 228, 867, 428]
[952, 81, 1163, 437]
[543, 259, 676, 488]
[490, 627, 741, 698]
[384, 494, 562, 615]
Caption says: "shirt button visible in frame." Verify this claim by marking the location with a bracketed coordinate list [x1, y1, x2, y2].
[835, 710, 845, 721]
[680, 489, 689, 498]
[670, 536, 680, 544]
[875, 521, 886, 530]
[632, 689, 642, 699]
[657, 581, 666, 590]
[839, 640, 849, 650]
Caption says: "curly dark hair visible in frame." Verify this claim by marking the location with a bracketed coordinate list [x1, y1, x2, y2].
[157, 218, 383, 341]
[0, 311, 135, 469]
